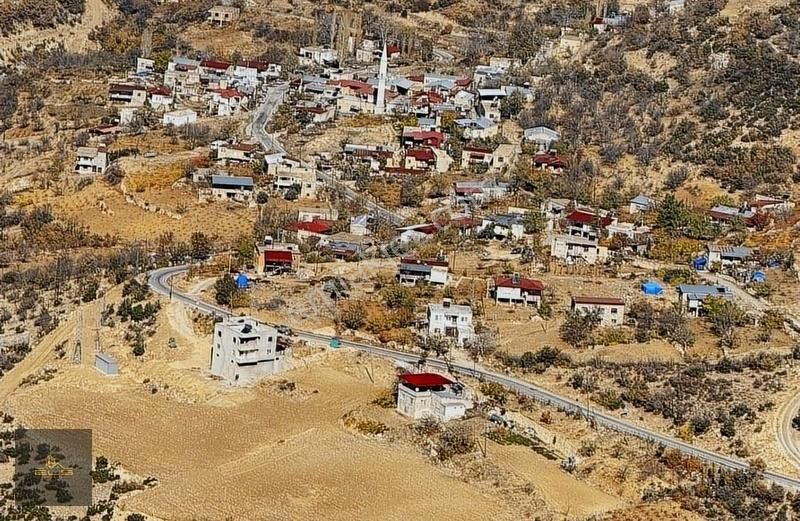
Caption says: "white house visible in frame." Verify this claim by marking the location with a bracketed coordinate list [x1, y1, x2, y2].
[705, 244, 754, 266]
[523, 126, 560, 151]
[629, 194, 656, 214]
[74, 146, 108, 174]
[162, 108, 197, 127]
[208, 88, 247, 117]
[147, 86, 173, 111]
[550, 235, 607, 264]
[217, 142, 262, 163]
[109, 83, 147, 106]
[453, 180, 510, 204]
[396, 373, 472, 421]
[480, 214, 525, 240]
[491, 275, 544, 307]
[210, 317, 288, 386]
[298, 207, 338, 222]
[207, 175, 255, 205]
[427, 299, 473, 346]
[135, 57, 155, 75]
[491, 144, 520, 172]
[298, 47, 338, 67]
[349, 214, 370, 236]
[208, 5, 240, 26]
[461, 146, 494, 168]
[455, 117, 498, 140]
[570, 296, 625, 326]
[398, 257, 449, 286]
[272, 166, 318, 199]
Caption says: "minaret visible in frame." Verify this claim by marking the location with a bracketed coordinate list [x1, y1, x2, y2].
[375, 41, 388, 115]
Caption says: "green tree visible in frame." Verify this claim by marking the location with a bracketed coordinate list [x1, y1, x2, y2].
[235, 235, 255, 268]
[214, 275, 238, 306]
[560, 310, 601, 348]
[657, 194, 688, 235]
[703, 297, 746, 348]
[500, 91, 525, 119]
[522, 210, 546, 234]
[190, 232, 213, 260]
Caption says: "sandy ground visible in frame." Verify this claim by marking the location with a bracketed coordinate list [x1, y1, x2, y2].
[5, 350, 520, 520]
[489, 441, 624, 519]
[0, 0, 114, 61]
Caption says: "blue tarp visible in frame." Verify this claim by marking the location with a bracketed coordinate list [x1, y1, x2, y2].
[235, 273, 250, 289]
[692, 257, 708, 270]
[752, 271, 766, 283]
[641, 280, 664, 296]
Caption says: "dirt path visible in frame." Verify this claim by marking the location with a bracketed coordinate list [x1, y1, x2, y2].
[0, 0, 115, 61]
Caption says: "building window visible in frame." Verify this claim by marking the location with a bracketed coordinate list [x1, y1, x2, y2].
[611, 308, 618, 314]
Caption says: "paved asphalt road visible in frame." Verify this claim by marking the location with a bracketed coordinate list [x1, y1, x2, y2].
[249, 83, 404, 226]
[148, 265, 800, 490]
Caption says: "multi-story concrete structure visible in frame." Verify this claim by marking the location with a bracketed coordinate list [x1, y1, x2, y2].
[162, 108, 197, 127]
[109, 83, 147, 106]
[550, 235, 607, 264]
[74, 146, 108, 174]
[570, 296, 625, 326]
[208, 5, 240, 26]
[427, 299, 473, 346]
[272, 166, 318, 199]
[396, 373, 472, 421]
[210, 317, 287, 386]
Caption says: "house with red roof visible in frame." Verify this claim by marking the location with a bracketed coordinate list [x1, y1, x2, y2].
[533, 152, 570, 172]
[491, 274, 545, 307]
[285, 219, 333, 241]
[565, 208, 614, 240]
[208, 88, 247, 116]
[396, 372, 472, 421]
[147, 86, 173, 111]
[401, 129, 445, 148]
[333, 79, 377, 114]
[404, 147, 436, 170]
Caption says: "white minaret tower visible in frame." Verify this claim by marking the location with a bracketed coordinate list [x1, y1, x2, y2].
[375, 41, 388, 115]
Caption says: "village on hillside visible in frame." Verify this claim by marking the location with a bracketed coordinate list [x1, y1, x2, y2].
[2, 0, 800, 520]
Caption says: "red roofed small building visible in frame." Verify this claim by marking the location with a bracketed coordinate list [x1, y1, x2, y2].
[533, 152, 570, 171]
[404, 147, 436, 170]
[396, 372, 472, 421]
[402, 130, 445, 148]
[565, 209, 614, 240]
[286, 219, 333, 241]
[147, 86, 173, 111]
[208, 88, 248, 116]
[491, 274, 545, 307]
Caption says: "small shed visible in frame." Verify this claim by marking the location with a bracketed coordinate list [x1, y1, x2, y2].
[641, 280, 664, 296]
[94, 352, 119, 376]
[235, 273, 250, 289]
[692, 257, 707, 271]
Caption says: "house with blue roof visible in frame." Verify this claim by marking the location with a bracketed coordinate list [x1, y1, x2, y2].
[677, 284, 733, 316]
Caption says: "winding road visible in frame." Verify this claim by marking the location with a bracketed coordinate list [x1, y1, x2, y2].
[250, 82, 404, 226]
[148, 264, 800, 490]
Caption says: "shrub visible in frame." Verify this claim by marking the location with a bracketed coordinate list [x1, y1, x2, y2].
[436, 424, 475, 460]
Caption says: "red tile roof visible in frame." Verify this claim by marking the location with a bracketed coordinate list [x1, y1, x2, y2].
[455, 78, 472, 87]
[399, 373, 453, 387]
[201, 59, 231, 70]
[291, 220, 333, 234]
[211, 88, 244, 99]
[566, 210, 613, 227]
[148, 86, 172, 96]
[264, 250, 294, 263]
[493, 276, 545, 291]
[533, 153, 570, 169]
[387, 44, 401, 55]
[406, 147, 434, 161]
